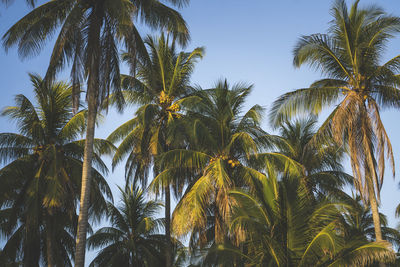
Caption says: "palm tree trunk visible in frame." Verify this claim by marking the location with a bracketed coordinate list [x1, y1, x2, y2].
[370, 194, 383, 241]
[370, 191, 386, 267]
[24, 220, 40, 267]
[130, 251, 134, 267]
[165, 185, 172, 267]
[46, 218, 55, 267]
[74, 6, 101, 267]
[214, 204, 223, 244]
[74, 90, 97, 267]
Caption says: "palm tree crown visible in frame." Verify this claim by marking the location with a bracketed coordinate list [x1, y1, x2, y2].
[269, 0, 400, 242]
[108, 33, 203, 267]
[0, 74, 112, 266]
[229, 174, 396, 266]
[88, 186, 165, 267]
[155, 81, 268, 245]
[108, 34, 204, 184]
[273, 117, 351, 197]
[3, 2, 190, 265]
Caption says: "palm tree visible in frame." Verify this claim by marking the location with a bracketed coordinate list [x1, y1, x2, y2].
[108, 34, 203, 266]
[228, 173, 396, 266]
[2, 1, 189, 265]
[87, 186, 166, 267]
[269, 0, 400, 243]
[273, 117, 351, 198]
[0, 74, 112, 266]
[341, 195, 400, 249]
[154, 81, 269, 248]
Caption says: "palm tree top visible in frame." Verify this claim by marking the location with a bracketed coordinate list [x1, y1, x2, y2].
[269, 0, 400, 244]
[293, 0, 400, 82]
[2, 0, 191, 113]
[2, 74, 79, 144]
[87, 186, 165, 266]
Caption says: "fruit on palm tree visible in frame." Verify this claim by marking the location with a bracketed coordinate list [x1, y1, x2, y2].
[108, 34, 203, 266]
[2, 1, 189, 265]
[0, 74, 112, 266]
[154, 81, 269, 246]
[269, 0, 400, 243]
[229, 173, 396, 266]
[87, 186, 166, 267]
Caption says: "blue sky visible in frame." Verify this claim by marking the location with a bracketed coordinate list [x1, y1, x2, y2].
[1, 0, 400, 263]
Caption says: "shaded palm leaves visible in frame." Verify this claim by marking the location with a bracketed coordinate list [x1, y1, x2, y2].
[108, 33, 203, 266]
[0, 74, 112, 266]
[272, 117, 351, 198]
[340, 195, 400, 248]
[108, 34, 204, 185]
[154, 81, 268, 245]
[3, 1, 190, 264]
[269, 0, 400, 241]
[88, 186, 166, 267]
[2, 0, 190, 112]
[229, 174, 396, 266]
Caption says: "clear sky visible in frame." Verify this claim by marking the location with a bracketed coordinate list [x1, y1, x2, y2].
[1, 0, 400, 264]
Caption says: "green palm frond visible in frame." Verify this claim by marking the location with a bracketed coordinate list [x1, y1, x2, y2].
[58, 110, 86, 140]
[326, 241, 395, 266]
[267, 0, 400, 259]
[0, 133, 33, 164]
[269, 86, 343, 127]
[173, 174, 213, 237]
[0, 75, 111, 264]
[159, 149, 211, 170]
[88, 186, 165, 266]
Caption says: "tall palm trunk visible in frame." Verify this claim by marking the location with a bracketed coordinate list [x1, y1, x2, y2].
[74, 9, 101, 266]
[165, 185, 172, 267]
[46, 217, 55, 267]
[363, 123, 384, 242]
[24, 223, 40, 267]
[368, 176, 385, 267]
[74, 91, 97, 267]
[370, 193, 383, 241]
[214, 204, 223, 244]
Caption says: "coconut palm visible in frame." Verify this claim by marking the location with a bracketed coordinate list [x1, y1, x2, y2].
[107, 34, 203, 266]
[153, 81, 271, 249]
[269, 0, 400, 243]
[0, 206, 78, 266]
[0, 74, 112, 266]
[228, 173, 396, 266]
[2, 1, 189, 265]
[273, 117, 351, 198]
[87, 186, 166, 267]
[341, 195, 400, 249]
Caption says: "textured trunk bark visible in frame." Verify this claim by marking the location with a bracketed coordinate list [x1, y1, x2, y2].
[370, 194, 383, 241]
[214, 204, 223, 244]
[74, 5, 101, 267]
[24, 223, 40, 267]
[370, 192, 386, 267]
[74, 90, 97, 267]
[129, 251, 134, 267]
[46, 220, 55, 267]
[165, 185, 172, 267]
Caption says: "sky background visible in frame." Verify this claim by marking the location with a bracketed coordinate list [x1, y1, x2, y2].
[1, 0, 400, 265]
